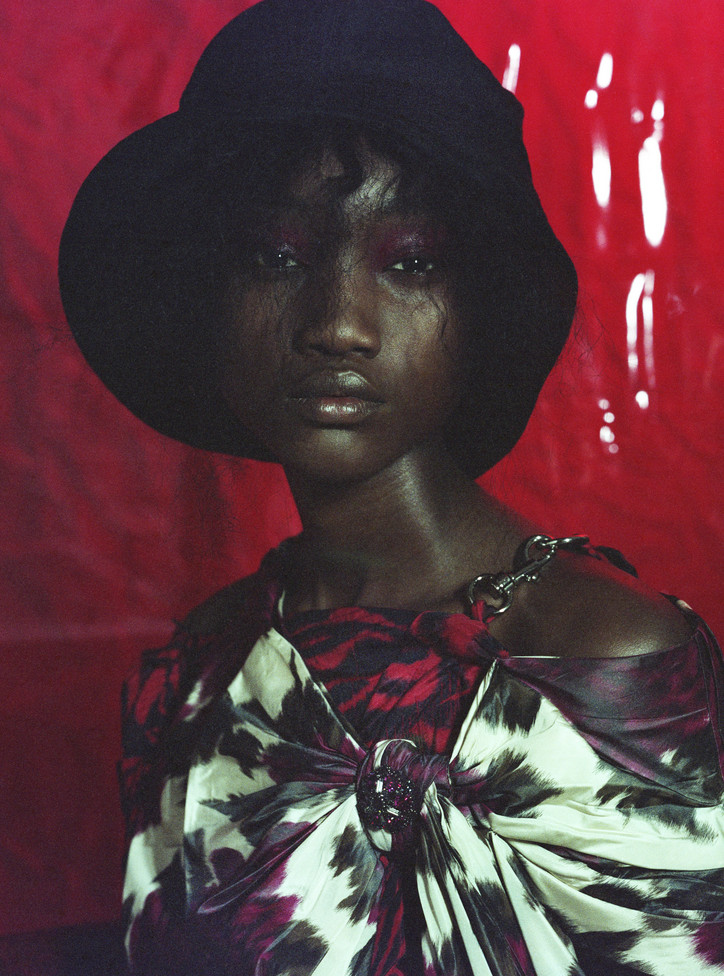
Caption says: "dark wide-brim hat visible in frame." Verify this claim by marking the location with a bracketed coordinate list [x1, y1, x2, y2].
[59, 0, 577, 476]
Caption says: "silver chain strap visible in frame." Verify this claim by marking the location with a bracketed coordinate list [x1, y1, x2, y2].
[467, 534, 590, 616]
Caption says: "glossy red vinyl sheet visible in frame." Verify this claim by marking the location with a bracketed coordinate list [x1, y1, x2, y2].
[0, 0, 721, 935]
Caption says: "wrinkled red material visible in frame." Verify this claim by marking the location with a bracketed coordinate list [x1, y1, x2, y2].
[0, 0, 721, 936]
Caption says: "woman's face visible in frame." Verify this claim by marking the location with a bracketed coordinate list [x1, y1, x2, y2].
[220, 151, 465, 487]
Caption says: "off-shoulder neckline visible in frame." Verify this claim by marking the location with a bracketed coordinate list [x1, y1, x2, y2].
[276, 594, 707, 663]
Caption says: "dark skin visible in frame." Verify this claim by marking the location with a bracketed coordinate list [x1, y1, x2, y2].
[221, 151, 691, 659]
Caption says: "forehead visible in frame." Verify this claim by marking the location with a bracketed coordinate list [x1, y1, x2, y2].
[283, 148, 422, 225]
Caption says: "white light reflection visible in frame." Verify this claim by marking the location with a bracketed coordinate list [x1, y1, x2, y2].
[596, 53, 613, 89]
[592, 136, 611, 207]
[631, 108, 644, 124]
[626, 272, 656, 392]
[639, 137, 667, 245]
[502, 44, 521, 93]
[626, 273, 645, 378]
[585, 89, 598, 108]
[599, 394, 618, 453]
[642, 271, 656, 387]
[635, 390, 650, 409]
[639, 98, 667, 246]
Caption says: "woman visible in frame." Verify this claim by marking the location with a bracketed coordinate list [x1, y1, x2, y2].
[59, 0, 724, 973]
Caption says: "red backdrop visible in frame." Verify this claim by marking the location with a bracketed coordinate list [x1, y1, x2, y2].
[1, 0, 721, 936]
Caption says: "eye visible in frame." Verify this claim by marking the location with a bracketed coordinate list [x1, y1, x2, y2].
[388, 254, 436, 276]
[253, 247, 305, 272]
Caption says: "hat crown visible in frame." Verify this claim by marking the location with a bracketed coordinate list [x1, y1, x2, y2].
[180, 0, 523, 153]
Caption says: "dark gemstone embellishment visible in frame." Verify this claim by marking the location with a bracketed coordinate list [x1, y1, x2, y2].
[356, 764, 419, 832]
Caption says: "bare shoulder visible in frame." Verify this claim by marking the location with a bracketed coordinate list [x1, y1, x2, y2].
[489, 547, 694, 659]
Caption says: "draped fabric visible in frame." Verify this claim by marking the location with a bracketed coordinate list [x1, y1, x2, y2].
[120, 549, 724, 975]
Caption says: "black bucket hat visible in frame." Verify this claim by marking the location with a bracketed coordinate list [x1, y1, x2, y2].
[59, 0, 577, 475]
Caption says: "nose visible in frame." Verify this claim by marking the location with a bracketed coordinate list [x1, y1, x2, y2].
[294, 259, 382, 359]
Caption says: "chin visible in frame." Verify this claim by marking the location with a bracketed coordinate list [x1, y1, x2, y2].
[279, 433, 399, 488]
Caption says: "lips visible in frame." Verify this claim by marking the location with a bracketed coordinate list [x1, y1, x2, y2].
[287, 370, 383, 426]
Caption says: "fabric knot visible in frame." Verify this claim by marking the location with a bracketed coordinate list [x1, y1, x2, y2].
[356, 739, 450, 853]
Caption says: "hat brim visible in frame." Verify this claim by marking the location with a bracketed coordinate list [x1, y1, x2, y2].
[59, 0, 577, 475]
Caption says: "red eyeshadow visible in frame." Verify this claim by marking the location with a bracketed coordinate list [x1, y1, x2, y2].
[372, 224, 446, 267]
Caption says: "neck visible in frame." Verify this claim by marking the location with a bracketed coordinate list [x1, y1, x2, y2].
[284, 446, 528, 613]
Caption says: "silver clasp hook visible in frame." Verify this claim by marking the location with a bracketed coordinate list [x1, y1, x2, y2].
[467, 534, 590, 616]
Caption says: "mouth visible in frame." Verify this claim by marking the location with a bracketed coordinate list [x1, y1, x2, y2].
[287, 371, 383, 426]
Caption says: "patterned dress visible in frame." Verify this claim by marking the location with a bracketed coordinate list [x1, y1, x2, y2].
[120, 544, 724, 975]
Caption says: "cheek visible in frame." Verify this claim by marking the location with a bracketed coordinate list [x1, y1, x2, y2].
[219, 288, 286, 429]
[400, 307, 466, 416]
[414, 349, 464, 425]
